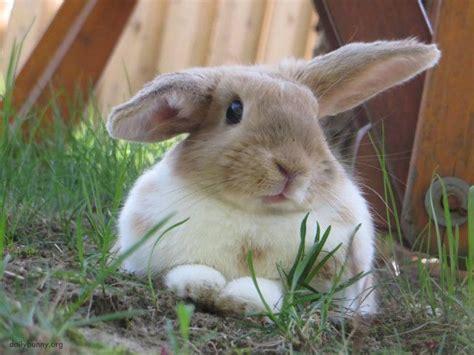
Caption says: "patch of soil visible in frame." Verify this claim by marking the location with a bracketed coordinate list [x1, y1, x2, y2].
[2, 238, 471, 353]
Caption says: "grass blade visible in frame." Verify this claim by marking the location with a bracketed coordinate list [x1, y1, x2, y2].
[287, 213, 309, 283]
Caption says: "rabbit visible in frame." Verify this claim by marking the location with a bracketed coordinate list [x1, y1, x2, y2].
[107, 40, 440, 317]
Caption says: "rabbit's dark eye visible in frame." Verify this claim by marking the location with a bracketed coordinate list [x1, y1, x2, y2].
[226, 100, 243, 124]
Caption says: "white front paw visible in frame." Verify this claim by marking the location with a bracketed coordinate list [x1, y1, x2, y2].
[164, 265, 226, 308]
[216, 277, 283, 315]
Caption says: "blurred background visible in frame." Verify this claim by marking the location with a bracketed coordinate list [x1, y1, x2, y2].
[0, 0, 320, 111]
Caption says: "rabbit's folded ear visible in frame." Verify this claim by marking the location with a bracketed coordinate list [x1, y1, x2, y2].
[107, 71, 217, 142]
[291, 39, 440, 117]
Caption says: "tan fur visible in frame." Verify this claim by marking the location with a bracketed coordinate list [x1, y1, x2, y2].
[167, 73, 340, 214]
[279, 40, 440, 116]
[333, 204, 356, 225]
[109, 40, 439, 217]
[315, 255, 337, 281]
[107, 40, 439, 316]
[130, 212, 153, 237]
[238, 242, 268, 274]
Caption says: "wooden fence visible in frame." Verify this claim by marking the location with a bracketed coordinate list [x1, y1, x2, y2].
[0, 0, 319, 112]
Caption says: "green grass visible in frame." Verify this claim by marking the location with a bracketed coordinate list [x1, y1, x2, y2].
[0, 45, 473, 353]
[247, 216, 365, 346]
[0, 43, 177, 352]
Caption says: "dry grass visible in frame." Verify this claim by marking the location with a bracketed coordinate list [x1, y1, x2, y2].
[2, 228, 471, 353]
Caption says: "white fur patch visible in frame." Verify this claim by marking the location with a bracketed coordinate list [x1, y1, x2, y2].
[216, 277, 283, 315]
[164, 264, 226, 306]
[109, 41, 443, 318]
[117, 153, 377, 316]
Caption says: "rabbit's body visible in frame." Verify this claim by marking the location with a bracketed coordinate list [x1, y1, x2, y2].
[118, 146, 375, 314]
[107, 40, 440, 317]
[119, 148, 373, 282]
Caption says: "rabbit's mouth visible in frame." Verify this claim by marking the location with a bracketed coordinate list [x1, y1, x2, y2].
[261, 192, 288, 204]
[260, 167, 309, 205]
[261, 172, 292, 204]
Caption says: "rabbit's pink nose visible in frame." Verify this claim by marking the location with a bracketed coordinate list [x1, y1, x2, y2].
[275, 161, 299, 190]
[262, 161, 304, 204]
[275, 161, 298, 182]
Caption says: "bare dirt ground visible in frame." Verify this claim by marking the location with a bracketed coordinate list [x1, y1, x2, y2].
[3, 232, 470, 354]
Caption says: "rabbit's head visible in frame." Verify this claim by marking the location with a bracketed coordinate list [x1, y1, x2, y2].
[108, 40, 439, 213]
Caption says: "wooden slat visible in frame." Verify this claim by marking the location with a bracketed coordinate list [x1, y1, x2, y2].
[2, 0, 42, 72]
[98, 0, 167, 112]
[1, 0, 62, 75]
[402, 0, 474, 255]
[4, 0, 136, 130]
[208, 0, 266, 65]
[303, 10, 318, 60]
[255, 0, 272, 63]
[0, 0, 13, 51]
[261, 0, 313, 64]
[157, 0, 216, 73]
[313, 0, 432, 231]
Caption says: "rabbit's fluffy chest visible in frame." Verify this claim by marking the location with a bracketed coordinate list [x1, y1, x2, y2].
[107, 39, 440, 315]
[118, 155, 372, 283]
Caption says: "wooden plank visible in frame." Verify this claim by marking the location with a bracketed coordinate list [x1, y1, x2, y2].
[313, 0, 432, 231]
[157, 0, 216, 73]
[98, 0, 167, 112]
[402, 0, 474, 255]
[2, 0, 43, 73]
[0, 0, 14, 52]
[1, 0, 62, 75]
[255, 0, 274, 63]
[303, 10, 318, 60]
[4, 0, 136, 131]
[208, 0, 266, 65]
[36, 0, 63, 36]
[261, 0, 313, 64]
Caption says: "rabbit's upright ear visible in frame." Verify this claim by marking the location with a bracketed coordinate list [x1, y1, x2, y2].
[107, 71, 217, 142]
[291, 40, 440, 117]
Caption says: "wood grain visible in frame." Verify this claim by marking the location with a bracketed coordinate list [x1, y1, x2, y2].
[303, 10, 319, 60]
[1, 0, 62, 75]
[4, 0, 136, 131]
[402, 0, 474, 255]
[208, 0, 266, 66]
[313, 0, 432, 232]
[157, 0, 216, 73]
[260, 0, 313, 64]
[98, 0, 167, 111]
